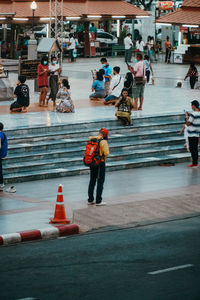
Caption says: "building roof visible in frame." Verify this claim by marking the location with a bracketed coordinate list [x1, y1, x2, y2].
[181, 0, 200, 8]
[0, 0, 150, 19]
[156, 0, 200, 26]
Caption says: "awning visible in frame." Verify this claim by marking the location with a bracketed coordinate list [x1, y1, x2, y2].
[156, 0, 200, 26]
[0, 0, 150, 21]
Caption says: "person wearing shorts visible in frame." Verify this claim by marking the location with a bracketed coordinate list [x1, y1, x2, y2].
[128, 53, 146, 110]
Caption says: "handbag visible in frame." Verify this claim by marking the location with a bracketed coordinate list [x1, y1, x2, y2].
[135, 77, 144, 84]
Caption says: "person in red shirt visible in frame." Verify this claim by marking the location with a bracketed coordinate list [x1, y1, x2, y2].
[37, 56, 49, 106]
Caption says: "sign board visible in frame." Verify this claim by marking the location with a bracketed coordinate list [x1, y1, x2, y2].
[158, 1, 174, 10]
[179, 26, 200, 35]
[19, 59, 40, 79]
[174, 53, 183, 64]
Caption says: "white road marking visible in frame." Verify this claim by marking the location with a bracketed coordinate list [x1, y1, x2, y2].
[148, 264, 193, 275]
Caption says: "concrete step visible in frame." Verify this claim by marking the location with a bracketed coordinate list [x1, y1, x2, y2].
[7, 129, 183, 154]
[6, 120, 183, 143]
[4, 152, 191, 184]
[5, 113, 184, 138]
[4, 144, 187, 174]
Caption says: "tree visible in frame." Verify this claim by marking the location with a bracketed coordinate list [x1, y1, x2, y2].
[130, 0, 154, 11]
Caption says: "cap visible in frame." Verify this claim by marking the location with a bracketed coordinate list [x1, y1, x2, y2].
[100, 128, 109, 139]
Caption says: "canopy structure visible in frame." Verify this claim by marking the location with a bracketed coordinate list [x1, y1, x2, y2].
[0, 0, 150, 23]
[156, 0, 200, 26]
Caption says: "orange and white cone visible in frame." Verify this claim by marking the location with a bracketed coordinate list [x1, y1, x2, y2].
[50, 184, 70, 224]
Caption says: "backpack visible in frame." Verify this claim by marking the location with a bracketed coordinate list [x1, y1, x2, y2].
[83, 138, 102, 167]
[0, 132, 8, 159]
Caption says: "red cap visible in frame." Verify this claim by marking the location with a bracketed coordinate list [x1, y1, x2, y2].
[100, 128, 109, 139]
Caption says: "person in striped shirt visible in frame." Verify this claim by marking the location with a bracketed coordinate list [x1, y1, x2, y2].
[186, 100, 200, 167]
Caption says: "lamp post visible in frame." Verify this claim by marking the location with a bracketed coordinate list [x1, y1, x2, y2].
[31, 1, 37, 34]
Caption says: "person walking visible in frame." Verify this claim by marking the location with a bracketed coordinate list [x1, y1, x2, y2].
[144, 55, 153, 84]
[128, 53, 146, 110]
[100, 58, 112, 97]
[184, 63, 198, 89]
[186, 100, 200, 168]
[0, 122, 8, 192]
[48, 56, 62, 107]
[104, 66, 124, 105]
[124, 33, 133, 63]
[165, 36, 172, 63]
[88, 128, 109, 206]
[37, 56, 49, 107]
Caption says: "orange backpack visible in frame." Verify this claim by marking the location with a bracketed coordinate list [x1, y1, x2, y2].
[83, 138, 103, 167]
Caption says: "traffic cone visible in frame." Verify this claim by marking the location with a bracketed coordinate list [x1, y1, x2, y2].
[50, 184, 70, 224]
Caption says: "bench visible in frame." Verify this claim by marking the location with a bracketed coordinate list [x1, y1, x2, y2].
[107, 45, 125, 57]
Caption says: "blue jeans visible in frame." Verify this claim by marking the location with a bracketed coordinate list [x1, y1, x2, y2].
[104, 95, 118, 102]
[88, 162, 105, 204]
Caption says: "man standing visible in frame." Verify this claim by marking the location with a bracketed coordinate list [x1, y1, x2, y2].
[186, 100, 200, 168]
[104, 66, 124, 105]
[124, 33, 133, 63]
[128, 53, 146, 110]
[100, 58, 112, 97]
[0, 122, 8, 191]
[88, 128, 109, 206]
[68, 33, 76, 63]
[164, 36, 172, 63]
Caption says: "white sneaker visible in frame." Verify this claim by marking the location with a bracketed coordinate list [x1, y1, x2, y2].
[0, 183, 5, 191]
[5, 186, 16, 193]
[96, 202, 106, 206]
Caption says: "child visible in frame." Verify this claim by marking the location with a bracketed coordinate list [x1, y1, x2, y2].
[10, 75, 30, 113]
[124, 72, 133, 98]
[178, 114, 189, 152]
[144, 55, 154, 84]
[56, 78, 75, 113]
[0, 122, 8, 191]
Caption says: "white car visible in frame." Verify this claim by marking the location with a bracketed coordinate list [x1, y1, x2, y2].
[96, 31, 118, 45]
[112, 19, 142, 38]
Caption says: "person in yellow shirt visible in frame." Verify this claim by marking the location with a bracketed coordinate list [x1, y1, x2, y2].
[88, 128, 109, 206]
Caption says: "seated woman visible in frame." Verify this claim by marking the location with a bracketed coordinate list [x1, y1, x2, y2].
[90, 71, 106, 101]
[115, 88, 134, 126]
[56, 78, 75, 113]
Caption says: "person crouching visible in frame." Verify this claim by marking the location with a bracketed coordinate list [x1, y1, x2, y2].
[115, 88, 134, 126]
[10, 75, 30, 113]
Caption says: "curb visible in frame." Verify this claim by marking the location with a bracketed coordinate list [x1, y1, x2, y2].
[0, 224, 79, 246]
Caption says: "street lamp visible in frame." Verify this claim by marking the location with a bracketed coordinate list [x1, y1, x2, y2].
[31, 1, 37, 34]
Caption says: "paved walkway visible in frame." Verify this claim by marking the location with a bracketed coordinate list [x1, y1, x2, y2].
[0, 58, 199, 236]
[0, 162, 200, 235]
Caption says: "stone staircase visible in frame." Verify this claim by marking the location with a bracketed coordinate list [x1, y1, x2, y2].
[4, 113, 190, 183]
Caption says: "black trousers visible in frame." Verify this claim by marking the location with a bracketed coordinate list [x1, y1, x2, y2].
[69, 49, 74, 62]
[165, 49, 171, 63]
[146, 70, 150, 83]
[188, 136, 199, 165]
[190, 76, 196, 89]
[0, 158, 3, 184]
[88, 162, 105, 204]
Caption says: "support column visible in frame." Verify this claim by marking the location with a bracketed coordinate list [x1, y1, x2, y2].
[84, 21, 90, 57]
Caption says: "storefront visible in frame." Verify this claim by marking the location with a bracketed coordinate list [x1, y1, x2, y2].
[0, 0, 150, 58]
[156, 0, 200, 64]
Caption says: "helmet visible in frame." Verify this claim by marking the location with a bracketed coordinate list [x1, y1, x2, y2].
[100, 128, 109, 139]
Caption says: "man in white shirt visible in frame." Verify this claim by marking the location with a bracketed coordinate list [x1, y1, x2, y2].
[104, 66, 124, 105]
[68, 33, 76, 62]
[128, 53, 146, 110]
[124, 33, 133, 63]
[186, 100, 200, 167]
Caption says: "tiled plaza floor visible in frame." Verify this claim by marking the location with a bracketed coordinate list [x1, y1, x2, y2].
[0, 58, 199, 235]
